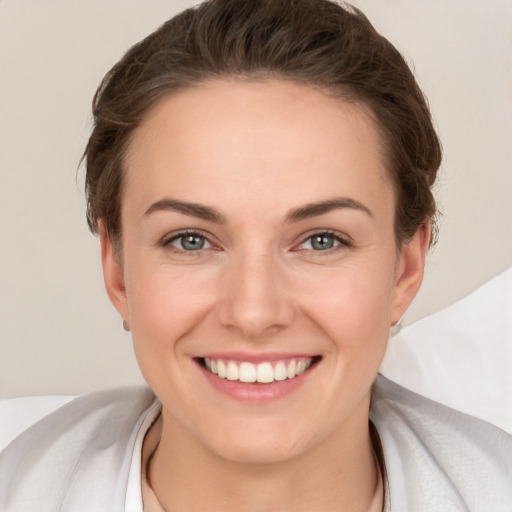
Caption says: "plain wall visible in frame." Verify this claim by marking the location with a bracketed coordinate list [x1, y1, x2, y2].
[1, 0, 511, 399]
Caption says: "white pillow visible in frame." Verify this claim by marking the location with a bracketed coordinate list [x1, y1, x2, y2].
[380, 267, 512, 434]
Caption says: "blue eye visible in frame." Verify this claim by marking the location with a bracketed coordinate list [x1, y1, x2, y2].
[167, 233, 211, 251]
[311, 234, 335, 250]
[300, 232, 347, 251]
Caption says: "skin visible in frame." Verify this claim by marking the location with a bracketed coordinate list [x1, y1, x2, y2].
[101, 79, 429, 511]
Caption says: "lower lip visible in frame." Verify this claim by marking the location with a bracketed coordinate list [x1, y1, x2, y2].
[197, 360, 318, 403]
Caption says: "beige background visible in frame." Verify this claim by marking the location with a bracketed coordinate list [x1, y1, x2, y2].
[1, 0, 511, 399]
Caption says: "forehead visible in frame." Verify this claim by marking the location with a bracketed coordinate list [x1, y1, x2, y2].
[123, 79, 394, 220]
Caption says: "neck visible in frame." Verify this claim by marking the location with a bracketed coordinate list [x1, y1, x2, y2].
[146, 407, 379, 512]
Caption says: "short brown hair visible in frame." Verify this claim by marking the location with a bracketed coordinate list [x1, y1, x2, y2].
[83, 0, 441, 248]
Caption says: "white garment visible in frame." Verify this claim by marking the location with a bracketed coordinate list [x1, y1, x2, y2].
[0, 395, 75, 451]
[1, 376, 511, 512]
[125, 399, 161, 512]
[0, 387, 155, 511]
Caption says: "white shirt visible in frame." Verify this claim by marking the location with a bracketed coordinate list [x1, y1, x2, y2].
[3, 376, 509, 511]
[125, 399, 161, 512]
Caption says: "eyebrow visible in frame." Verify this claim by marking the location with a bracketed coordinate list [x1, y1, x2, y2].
[143, 196, 372, 224]
[143, 199, 227, 223]
[285, 197, 373, 222]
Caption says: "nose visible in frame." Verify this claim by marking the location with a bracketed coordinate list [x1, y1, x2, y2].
[217, 252, 295, 339]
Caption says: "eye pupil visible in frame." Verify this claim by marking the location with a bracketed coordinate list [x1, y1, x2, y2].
[311, 235, 334, 250]
[181, 235, 205, 250]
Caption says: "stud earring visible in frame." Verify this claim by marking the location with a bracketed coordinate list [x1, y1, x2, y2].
[390, 320, 402, 337]
[123, 319, 130, 332]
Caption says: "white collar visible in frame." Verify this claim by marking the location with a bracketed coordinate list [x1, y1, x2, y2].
[125, 399, 162, 512]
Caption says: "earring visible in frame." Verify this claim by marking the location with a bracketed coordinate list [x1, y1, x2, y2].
[123, 319, 130, 332]
[390, 320, 402, 337]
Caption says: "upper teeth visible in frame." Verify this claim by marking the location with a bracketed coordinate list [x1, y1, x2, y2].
[204, 357, 313, 383]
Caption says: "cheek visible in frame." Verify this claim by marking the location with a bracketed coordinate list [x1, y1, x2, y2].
[124, 262, 218, 370]
[296, 258, 397, 354]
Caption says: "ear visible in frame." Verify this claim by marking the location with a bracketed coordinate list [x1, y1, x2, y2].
[99, 222, 129, 322]
[390, 221, 431, 325]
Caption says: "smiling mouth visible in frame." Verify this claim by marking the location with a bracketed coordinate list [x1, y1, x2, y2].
[198, 356, 321, 384]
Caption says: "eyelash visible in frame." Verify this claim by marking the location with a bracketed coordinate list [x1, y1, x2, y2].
[161, 229, 351, 254]
[162, 229, 216, 254]
[295, 230, 352, 254]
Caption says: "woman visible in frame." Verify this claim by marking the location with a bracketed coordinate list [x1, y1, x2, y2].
[1, 1, 510, 510]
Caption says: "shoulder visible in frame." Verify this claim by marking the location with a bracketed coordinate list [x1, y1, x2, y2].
[371, 375, 512, 512]
[0, 394, 76, 451]
[0, 387, 156, 512]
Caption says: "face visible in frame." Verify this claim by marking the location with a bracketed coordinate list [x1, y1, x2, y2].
[102, 79, 427, 464]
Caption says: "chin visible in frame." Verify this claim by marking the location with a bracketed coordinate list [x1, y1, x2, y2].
[211, 434, 302, 465]
[198, 415, 317, 465]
